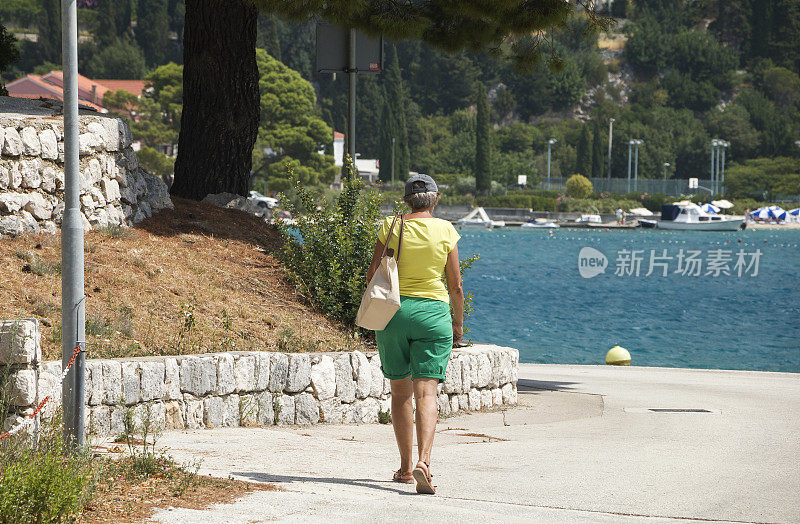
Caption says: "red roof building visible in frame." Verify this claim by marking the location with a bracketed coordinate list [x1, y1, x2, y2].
[5, 71, 147, 112]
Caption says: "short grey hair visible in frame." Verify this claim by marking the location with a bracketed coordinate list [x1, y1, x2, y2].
[404, 191, 439, 211]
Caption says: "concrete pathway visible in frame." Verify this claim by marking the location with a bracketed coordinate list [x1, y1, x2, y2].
[149, 364, 800, 523]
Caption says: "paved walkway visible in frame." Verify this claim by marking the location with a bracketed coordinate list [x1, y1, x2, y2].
[148, 364, 799, 523]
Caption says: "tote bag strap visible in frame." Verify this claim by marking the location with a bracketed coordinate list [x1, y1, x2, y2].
[380, 215, 400, 258]
[396, 215, 404, 262]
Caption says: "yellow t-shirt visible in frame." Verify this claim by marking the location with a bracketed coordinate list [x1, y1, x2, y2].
[377, 216, 461, 303]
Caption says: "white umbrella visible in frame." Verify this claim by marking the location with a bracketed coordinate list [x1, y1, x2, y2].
[768, 205, 787, 221]
[700, 203, 720, 214]
[751, 207, 770, 220]
[628, 207, 653, 216]
[789, 208, 799, 216]
[672, 200, 692, 206]
[712, 199, 734, 209]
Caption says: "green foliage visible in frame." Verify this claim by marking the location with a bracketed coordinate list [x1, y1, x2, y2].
[138, 145, 175, 181]
[641, 193, 667, 212]
[0, 25, 20, 96]
[0, 417, 93, 523]
[591, 123, 604, 177]
[276, 159, 382, 326]
[378, 46, 410, 183]
[136, 0, 170, 66]
[724, 157, 800, 199]
[475, 83, 492, 195]
[575, 126, 591, 176]
[85, 39, 146, 79]
[36, 0, 61, 63]
[253, 49, 335, 191]
[0, 0, 41, 29]
[566, 174, 593, 198]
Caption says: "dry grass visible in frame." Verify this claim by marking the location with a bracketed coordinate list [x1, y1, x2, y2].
[78, 456, 279, 523]
[597, 33, 627, 50]
[0, 197, 364, 361]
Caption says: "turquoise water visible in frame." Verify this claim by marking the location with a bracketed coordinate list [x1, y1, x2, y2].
[458, 227, 800, 372]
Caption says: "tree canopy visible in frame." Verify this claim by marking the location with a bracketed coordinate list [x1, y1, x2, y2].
[252, 49, 335, 191]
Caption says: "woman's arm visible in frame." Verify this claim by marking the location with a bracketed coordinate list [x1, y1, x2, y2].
[445, 243, 464, 343]
[365, 240, 385, 284]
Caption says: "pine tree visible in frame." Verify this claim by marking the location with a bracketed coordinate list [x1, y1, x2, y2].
[575, 125, 591, 177]
[378, 91, 398, 183]
[36, 0, 61, 63]
[591, 123, 604, 178]
[136, 0, 169, 66]
[379, 45, 409, 182]
[475, 82, 492, 195]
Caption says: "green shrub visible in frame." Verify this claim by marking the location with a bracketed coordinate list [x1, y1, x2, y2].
[0, 418, 94, 523]
[276, 160, 383, 326]
[565, 174, 593, 198]
[641, 193, 667, 212]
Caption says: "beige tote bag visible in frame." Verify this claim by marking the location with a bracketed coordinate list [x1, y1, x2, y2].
[356, 215, 404, 330]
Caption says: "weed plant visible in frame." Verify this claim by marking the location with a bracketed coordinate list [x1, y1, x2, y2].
[276, 158, 383, 327]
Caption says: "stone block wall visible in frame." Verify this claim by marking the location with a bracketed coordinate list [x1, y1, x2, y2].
[2, 319, 519, 436]
[0, 320, 42, 432]
[0, 97, 173, 237]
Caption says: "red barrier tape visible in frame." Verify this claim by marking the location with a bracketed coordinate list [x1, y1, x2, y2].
[0, 344, 82, 441]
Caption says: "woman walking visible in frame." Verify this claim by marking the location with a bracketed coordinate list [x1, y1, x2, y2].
[365, 174, 464, 495]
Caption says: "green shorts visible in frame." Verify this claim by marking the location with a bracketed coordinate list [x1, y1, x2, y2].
[375, 296, 453, 381]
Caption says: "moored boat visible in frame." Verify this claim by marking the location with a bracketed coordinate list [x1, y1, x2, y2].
[655, 204, 743, 231]
[456, 207, 506, 229]
[520, 218, 559, 229]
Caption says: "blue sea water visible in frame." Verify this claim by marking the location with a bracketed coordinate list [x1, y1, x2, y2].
[458, 227, 800, 372]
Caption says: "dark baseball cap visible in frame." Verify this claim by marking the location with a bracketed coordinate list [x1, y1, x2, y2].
[404, 174, 438, 197]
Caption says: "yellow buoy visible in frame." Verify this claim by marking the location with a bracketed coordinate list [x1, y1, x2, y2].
[606, 345, 631, 366]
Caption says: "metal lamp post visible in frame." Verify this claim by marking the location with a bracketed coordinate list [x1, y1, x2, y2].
[627, 139, 642, 192]
[719, 140, 729, 195]
[662, 162, 670, 194]
[61, 0, 86, 451]
[607, 118, 614, 180]
[390, 137, 395, 187]
[547, 138, 557, 189]
[710, 139, 720, 199]
[633, 139, 642, 191]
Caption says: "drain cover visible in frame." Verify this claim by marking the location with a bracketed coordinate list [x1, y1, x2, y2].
[649, 408, 712, 413]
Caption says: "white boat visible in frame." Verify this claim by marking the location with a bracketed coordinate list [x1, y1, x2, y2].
[574, 214, 602, 224]
[521, 218, 559, 229]
[456, 207, 506, 229]
[655, 204, 744, 231]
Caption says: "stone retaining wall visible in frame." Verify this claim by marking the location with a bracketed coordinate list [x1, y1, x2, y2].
[0, 97, 172, 237]
[2, 319, 519, 436]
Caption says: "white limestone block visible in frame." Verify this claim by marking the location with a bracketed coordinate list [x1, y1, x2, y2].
[351, 350, 372, 399]
[310, 354, 336, 400]
[216, 353, 235, 395]
[39, 129, 58, 160]
[334, 353, 355, 403]
[286, 353, 311, 393]
[20, 127, 40, 156]
[294, 392, 320, 425]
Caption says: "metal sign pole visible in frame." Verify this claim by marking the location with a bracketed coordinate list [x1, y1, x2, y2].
[347, 28, 356, 174]
[61, 0, 86, 451]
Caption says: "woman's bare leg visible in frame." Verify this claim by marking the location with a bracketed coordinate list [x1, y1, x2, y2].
[390, 377, 414, 474]
[412, 378, 439, 467]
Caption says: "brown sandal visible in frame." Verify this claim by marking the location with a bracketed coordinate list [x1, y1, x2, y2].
[393, 469, 414, 484]
[412, 461, 435, 494]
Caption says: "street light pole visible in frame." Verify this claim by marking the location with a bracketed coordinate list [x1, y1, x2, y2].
[391, 137, 395, 187]
[346, 28, 357, 175]
[663, 162, 670, 195]
[720, 141, 728, 195]
[633, 139, 642, 192]
[547, 138, 556, 190]
[607, 118, 614, 180]
[61, 0, 86, 451]
[710, 139, 718, 200]
[627, 140, 633, 193]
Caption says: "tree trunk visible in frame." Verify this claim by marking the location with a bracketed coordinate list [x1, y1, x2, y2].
[171, 0, 259, 200]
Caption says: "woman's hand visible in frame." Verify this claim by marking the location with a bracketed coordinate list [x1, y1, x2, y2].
[452, 322, 463, 344]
